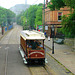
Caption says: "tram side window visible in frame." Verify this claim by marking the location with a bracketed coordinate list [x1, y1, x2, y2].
[39, 42, 43, 47]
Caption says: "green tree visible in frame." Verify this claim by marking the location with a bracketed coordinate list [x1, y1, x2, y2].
[0, 7, 15, 25]
[27, 5, 38, 29]
[16, 4, 43, 30]
[47, 0, 65, 10]
[62, 10, 75, 37]
[47, 0, 75, 11]
[63, 0, 75, 10]
[6, 9, 16, 24]
[35, 4, 43, 28]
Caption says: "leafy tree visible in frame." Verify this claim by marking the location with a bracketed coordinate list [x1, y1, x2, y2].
[16, 14, 23, 25]
[6, 9, 16, 24]
[27, 5, 38, 29]
[47, 0, 65, 10]
[35, 4, 43, 28]
[63, 0, 75, 10]
[0, 7, 15, 25]
[16, 4, 43, 30]
[47, 0, 75, 11]
[62, 10, 75, 37]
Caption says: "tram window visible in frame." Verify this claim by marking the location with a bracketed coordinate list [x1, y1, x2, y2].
[27, 40, 44, 50]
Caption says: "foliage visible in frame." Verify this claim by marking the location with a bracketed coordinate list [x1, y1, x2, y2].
[47, 0, 75, 10]
[16, 3, 43, 30]
[47, 0, 65, 10]
[0, 7, 15, 25]
[16, 13, 23, 25]
[63, 0, 75, 9]
[35, 5, 43, 28]
[61, 11, 75, 38]
[6, 9, 16, 24]
[27, 5, 38, 29]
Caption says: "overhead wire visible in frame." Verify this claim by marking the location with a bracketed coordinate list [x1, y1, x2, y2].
[32, 0, 39, 5]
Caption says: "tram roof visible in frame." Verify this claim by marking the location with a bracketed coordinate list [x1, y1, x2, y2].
[20, 30, 45, 40]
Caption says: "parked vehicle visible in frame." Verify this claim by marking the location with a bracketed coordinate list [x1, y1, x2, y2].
[19, 30, 46, 65]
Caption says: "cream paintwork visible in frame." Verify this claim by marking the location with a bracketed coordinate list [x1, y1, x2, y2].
[20, 30, 45, 40]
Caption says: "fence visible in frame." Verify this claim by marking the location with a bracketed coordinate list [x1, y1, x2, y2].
[0, 25, 13, 34]
[4, 25, 13, 32]
[8, 25, 13, 30]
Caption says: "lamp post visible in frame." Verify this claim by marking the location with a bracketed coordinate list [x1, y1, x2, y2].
[52, 25, 54, 54]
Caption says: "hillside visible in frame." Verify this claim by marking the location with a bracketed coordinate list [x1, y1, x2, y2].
[10, 4, 30, 15]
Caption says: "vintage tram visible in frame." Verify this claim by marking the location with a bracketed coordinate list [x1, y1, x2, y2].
[19, 30, 46, 64]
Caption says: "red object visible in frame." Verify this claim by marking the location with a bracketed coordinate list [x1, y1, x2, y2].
[38, 30, 40, 31]
[58, 12, 62, 16]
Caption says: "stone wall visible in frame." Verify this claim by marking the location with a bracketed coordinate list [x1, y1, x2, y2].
[64, 38, 75, 51]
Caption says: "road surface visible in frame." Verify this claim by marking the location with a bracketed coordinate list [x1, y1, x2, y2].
[0, 24, 31, 75]
[0, 23, 73, 75]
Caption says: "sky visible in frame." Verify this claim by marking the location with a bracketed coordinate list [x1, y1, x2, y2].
[0, 0, 50, 9]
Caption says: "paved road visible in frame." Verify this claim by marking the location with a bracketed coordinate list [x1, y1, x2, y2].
[0, 23, 73, 75]
[0, 24, 31, 75]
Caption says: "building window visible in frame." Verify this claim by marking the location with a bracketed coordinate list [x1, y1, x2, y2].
[58, 12, 62, 21]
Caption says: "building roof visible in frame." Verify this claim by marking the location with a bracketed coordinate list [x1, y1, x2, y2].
[20, 30, 45, 40]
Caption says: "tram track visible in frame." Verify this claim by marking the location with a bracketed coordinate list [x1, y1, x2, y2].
[0, 26, 22, 75]
[27, 52, 54, 75]
[1, 28, 16, 75]
[4, 27, 20, 75]
[8, 28, 19, 44]
[3, 31, 13, 75]
[0, 25, 60, 75]
[0, 28, 53, 75]
[0, 25, 33, 75]
[28, 63, 55, 75]
[4, 47, 8, 75]
[28, 65, 49, 75]
[1, 33, 12, 75]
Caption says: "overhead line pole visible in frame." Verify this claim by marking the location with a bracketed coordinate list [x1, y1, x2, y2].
[43, 0, 45, 33]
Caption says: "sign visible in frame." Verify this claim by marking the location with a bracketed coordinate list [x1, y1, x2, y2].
[37, 25, 43, 32]
[45, 26, 48, 30]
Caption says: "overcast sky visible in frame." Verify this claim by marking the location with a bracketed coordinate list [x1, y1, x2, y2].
[0, 0, 50, 9]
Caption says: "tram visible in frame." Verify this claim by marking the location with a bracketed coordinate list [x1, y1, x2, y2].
[19, 30, 46, 64]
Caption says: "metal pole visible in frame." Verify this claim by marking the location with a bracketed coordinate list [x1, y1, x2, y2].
[52, 36, 54, 54]
[1, 22, 4, 35]
[43, 0, 45, 33]
[2, 27, 4, 35]
[52, 25, 54, 54]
